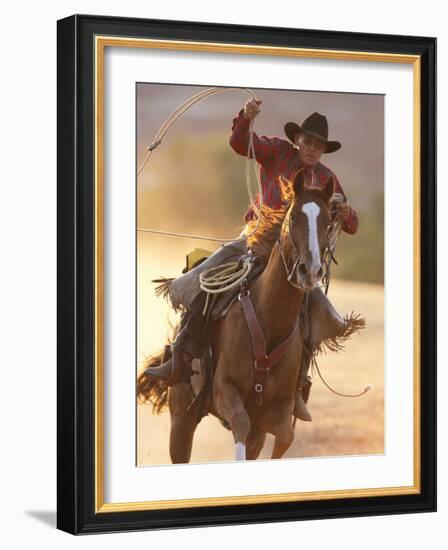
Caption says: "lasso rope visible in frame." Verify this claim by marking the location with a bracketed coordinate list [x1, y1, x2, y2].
[199, 259, 254, 294]
[137, 87, 264, 244]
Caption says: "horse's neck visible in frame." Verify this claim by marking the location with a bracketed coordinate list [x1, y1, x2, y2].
[252, 240, 304, 346]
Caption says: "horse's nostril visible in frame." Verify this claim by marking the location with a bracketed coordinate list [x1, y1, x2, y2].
[298, 263, 308, 276]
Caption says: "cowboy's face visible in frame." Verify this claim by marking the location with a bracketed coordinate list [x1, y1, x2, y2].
[295, 133, 326, 166]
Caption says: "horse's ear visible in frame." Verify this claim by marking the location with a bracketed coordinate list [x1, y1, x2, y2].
[293, 169, 306, 195]
[321, 176, 335, 203]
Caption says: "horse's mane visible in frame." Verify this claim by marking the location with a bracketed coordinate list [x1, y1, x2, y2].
[243, 176, 294, 263]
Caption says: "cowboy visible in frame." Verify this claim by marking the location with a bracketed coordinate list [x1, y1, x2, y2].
[147, 99, 358, 422]
[232, 99, 357, 232]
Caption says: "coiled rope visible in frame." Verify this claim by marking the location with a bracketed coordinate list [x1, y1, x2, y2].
[199, 257, 255, 314]
[137, 87, 264, 244]
[199, 257, 254, 294]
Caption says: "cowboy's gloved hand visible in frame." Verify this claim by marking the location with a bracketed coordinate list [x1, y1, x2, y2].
[334, 200, 351, 220]
[243, 99, 262, 120]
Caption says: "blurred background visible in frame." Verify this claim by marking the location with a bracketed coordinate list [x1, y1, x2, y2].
[136, 83, 384, 466]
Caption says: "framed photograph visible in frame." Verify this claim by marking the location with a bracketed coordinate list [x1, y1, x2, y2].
[57, 14, 436, 534]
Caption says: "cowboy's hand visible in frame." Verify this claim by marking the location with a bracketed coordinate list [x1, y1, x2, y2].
[243, 99, 262, 120]
[335, 200, 351, 220]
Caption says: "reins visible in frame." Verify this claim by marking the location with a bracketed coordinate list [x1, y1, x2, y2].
[313, 360, 372, 397]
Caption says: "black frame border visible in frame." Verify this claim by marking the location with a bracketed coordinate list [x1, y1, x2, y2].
[57, 14, 436, 535]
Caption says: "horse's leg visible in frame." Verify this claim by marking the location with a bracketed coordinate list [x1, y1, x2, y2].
[246, 424, 267, 460]
[272, 413, 295, 459]
[215, 378, 250, 461]
[260, 398, 295, 459]
[271, 420, 294, 459]
[168, 384, 199, 464]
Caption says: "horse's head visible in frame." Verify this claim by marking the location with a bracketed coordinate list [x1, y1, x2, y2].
[283, 169, 333, 290]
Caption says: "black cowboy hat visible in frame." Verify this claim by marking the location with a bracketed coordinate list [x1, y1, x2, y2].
[284, 112, 341, 154]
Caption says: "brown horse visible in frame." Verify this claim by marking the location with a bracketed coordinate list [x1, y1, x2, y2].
[138, 170, 358, 462]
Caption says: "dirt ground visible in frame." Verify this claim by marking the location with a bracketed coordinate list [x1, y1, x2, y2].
[137, 279, 384, 466]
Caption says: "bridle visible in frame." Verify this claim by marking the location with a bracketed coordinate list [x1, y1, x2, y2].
[278, 198, 340, 292]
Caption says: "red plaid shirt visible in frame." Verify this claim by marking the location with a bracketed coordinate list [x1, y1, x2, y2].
[229, 109, 358, 234]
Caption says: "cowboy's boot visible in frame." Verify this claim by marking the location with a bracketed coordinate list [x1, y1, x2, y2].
[145, 342, 196, 386]
[294, 349, 313, 421]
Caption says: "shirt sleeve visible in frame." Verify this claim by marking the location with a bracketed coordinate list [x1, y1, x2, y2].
[333, 176, 359, 235]
[229, 108, 282, 165]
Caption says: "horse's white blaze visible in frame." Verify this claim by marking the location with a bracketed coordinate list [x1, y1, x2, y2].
[302, 202, 321, 272]
[235, 442, 246, 461]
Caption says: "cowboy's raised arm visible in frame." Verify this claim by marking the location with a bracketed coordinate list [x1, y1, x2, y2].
[229, 99, 283, 165]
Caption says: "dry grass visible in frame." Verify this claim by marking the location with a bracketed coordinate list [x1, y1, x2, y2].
[137, 279, 384, 465]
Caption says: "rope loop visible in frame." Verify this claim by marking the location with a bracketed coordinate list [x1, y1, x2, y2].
[137, 87, 264, 244]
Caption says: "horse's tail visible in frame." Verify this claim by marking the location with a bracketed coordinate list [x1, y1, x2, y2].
[318, 311, 366, 354]
[137, 348, 170, 413]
